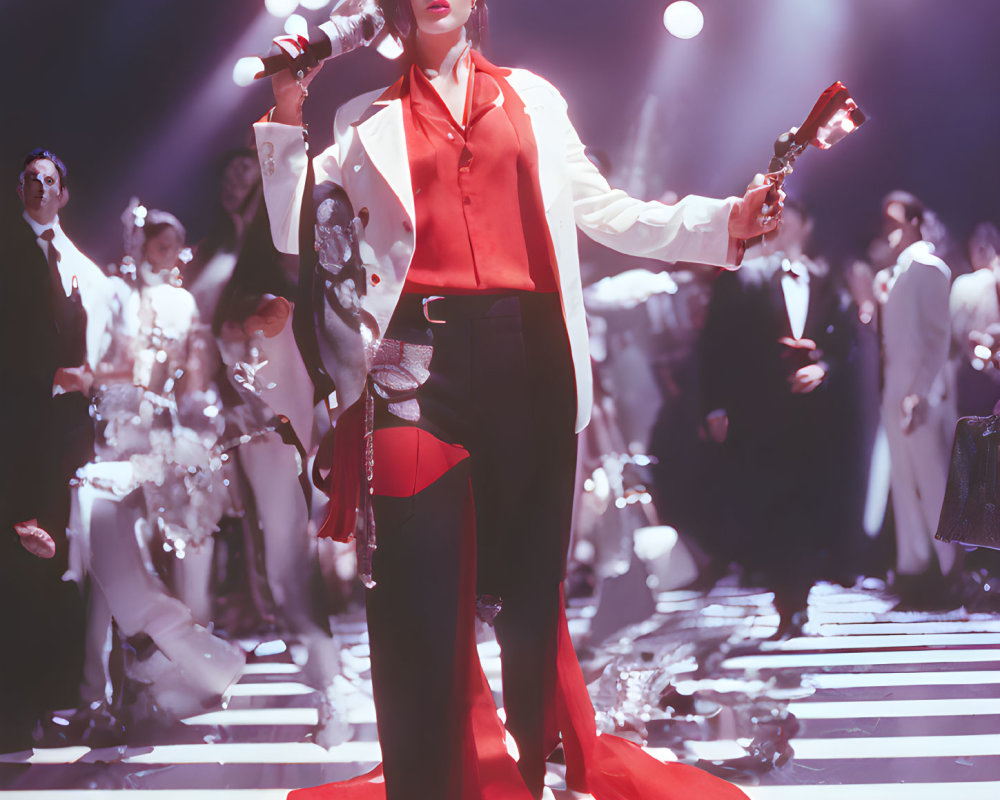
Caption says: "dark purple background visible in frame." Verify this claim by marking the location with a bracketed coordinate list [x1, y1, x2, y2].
[3, 0, 999, 271]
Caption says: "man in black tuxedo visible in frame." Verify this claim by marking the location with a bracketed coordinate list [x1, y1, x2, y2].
[699, 202, 861, 638]
[0, 149, 89, 751]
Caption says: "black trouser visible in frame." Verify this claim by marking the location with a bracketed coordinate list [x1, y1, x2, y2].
[365, 292, 577, 800]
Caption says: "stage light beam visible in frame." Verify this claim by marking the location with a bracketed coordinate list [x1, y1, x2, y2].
[663, 2, 704, 40]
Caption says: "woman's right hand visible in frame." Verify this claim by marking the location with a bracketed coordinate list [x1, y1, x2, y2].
[271, 61, 325, 126]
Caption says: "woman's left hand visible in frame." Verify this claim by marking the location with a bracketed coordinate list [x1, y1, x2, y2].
[728, 173, 785, 240]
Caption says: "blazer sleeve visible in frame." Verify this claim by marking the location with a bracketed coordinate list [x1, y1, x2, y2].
[253, 120, 343, 256]
[541, 83, 738, 268]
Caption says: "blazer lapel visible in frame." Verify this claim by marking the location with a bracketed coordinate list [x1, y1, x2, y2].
[502, 68, 562, 213]
[353, 90, 415, 224]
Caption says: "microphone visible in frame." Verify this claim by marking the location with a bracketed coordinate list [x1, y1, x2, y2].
[233, 1, 389, 87]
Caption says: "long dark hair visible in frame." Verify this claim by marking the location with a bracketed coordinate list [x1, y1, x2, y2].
[380, 0, 490, 53]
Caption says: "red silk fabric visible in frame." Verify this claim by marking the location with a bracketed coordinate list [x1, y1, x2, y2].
[369, 427, 470, 498]
[316, 400, 365, 543]
[317, 417, 471, 539]
[301, 463, 750, 800]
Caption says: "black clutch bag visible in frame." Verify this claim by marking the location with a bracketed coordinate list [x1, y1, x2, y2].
[936, 415, 1000, 550]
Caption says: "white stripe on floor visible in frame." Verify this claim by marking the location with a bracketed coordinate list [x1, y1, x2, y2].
[802, 670, 1000, 689]
[182, 705, 377, 726]
[787, 696, 1000, 719]
[87, 741, 383, 765]
[723, 648, 1000, 670]
[761, 632, 1000, 651]
[238, 664, 303, 676]
[687, 734, 1000, 761]
[742, 784, 1000, 800]
[226, 682, 315, 697]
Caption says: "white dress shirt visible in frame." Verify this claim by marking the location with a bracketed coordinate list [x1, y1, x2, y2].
[780, 257, 810, 340]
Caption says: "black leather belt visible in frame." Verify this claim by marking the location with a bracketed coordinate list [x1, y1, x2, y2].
[395, 292, 526, 325]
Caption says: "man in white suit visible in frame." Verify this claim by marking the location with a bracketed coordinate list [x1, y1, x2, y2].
[875, 191, 957, 604]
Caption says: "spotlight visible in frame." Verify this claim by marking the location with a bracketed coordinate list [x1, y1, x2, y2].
[265, 0, 300, 18]
[284, 13, 309, 37]
[233, 57, 265, 87]
[663, 1, 704, 40]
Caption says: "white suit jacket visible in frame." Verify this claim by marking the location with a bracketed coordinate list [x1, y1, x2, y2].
[879, 240, 953, 408]
[254, 67, 737, 432]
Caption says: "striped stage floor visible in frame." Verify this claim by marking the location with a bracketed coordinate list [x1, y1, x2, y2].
[2, 578, 999, 799]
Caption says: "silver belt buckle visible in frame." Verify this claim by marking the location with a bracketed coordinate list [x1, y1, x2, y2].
[422, 295, 447, 324]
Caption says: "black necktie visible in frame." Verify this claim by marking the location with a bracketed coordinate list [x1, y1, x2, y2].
[38, 227, 66, 300]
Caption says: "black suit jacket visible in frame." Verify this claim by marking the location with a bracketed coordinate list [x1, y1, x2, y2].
[697, 254, 863, 571]
[0, 217, 88, 528]
[699, 254, 854, 451]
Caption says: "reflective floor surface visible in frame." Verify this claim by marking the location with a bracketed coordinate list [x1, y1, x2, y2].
[2, 577, 999, 798]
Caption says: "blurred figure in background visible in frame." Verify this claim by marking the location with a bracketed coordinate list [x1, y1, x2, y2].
[699, 201, 859, 638]
[184, 148, 264, 322]
[874, 191, 958, 607]
[75, 206, 243, 732]
[950, 221, 1000, 417]
[213, 217, 350, 747]
[1, 149, 93, 751]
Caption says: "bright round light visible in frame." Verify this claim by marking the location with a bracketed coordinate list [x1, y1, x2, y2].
[265, 0, 299, 18]
[663, 1, 704, 39]
[233, 56, 265, 87]
[284, 13, 309, 37]
[299, 0, 332, 9]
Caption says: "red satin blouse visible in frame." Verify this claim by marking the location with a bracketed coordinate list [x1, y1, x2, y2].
[401, 53, 557, 295]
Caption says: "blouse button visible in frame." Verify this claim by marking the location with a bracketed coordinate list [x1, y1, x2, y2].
[371, 273, 381, 286]
[402, 219, 413, 233]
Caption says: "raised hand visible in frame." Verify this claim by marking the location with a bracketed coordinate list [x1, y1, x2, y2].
[728, 172, 785, 241]
[271, 60, 325, 126]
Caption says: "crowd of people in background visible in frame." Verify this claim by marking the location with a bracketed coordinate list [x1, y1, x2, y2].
[3, 141, 999, 757]
[581, 187, 1000, 637]
[1, 146, 353, 753]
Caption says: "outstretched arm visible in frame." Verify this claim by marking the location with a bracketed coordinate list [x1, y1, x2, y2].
[554, 89, 781, 267]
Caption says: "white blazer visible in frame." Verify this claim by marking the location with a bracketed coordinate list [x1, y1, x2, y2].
[254, 67, 737, 432]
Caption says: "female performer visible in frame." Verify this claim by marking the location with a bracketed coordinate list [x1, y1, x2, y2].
[254, 2, 780, 798]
